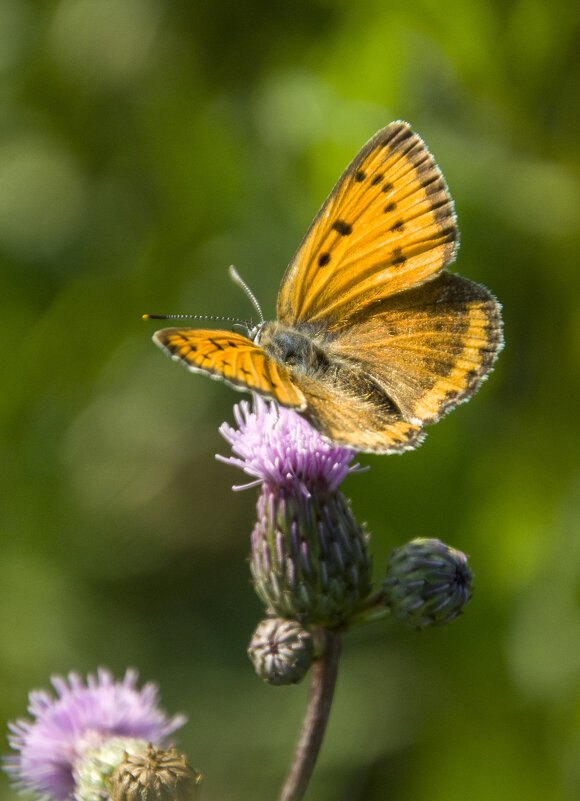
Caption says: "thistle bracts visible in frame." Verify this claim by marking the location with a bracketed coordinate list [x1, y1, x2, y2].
[383, 538, 473, 629]
[250, 483, 371, 626]
[111, 745, 201, 801]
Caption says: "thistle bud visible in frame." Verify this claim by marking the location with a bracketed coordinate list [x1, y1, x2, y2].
[250, 485, 371, 626]
[383, 538, 473, 629]
[110, 745, 201, 801]
[248, 617, 314, 685]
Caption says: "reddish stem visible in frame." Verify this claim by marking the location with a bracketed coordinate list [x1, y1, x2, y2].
[278, 628, 342, 801]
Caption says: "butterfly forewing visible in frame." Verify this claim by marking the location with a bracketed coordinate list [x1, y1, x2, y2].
[277, 121, 458, 327]
[153, 328, 306, 408]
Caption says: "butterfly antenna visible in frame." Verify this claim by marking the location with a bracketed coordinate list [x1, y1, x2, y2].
[142, 313, 248, 326]
[229, 265, 265, 324]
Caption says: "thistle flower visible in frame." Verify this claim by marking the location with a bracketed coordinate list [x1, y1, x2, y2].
[4, 668, 186, 801]
[383, 538, 473, 629]
[219, 398, 372, 626]
[217, 396, 358, 494]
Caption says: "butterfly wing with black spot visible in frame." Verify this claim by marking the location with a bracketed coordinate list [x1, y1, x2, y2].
[277, 120, 458, 328]
[153, 328, 306, 408]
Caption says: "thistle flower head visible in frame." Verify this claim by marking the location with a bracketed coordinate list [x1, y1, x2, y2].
[4, 668, 186, 801]
[218, 397, 372, 626]
[217, 397, 359, 494]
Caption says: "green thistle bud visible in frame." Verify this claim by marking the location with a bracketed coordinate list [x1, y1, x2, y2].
[383, 538, 473, 629]
[73, 737, 149, 801]
[250, 485, 372, 626]
[248, 617, 314, 685]
[110, 745, 201, 801]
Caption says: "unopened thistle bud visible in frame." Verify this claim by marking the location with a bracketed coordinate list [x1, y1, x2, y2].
[383, 538, 473, 629]
[219, 399, 372, 627]
[110, 745, 201, 801]
[248, 617, 314, 685]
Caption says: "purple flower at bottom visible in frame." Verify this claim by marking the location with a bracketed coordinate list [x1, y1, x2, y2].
[217, 396, 360, 494]
[4, 668, 186, 801]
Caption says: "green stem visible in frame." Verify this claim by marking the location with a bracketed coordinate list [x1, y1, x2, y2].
[346, 591, 391, 628]
[278, 628, 342, 801]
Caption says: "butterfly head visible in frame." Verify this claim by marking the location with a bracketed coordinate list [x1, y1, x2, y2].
[240, 319, 266, 342]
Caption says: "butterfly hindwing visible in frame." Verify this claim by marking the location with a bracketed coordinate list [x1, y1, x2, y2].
[153, 328, 306, 408]
[290, 367, 426, 454]
[279, 274, 502, 453]
[328, 272, 503, 426]
[277, 121, 458, 328]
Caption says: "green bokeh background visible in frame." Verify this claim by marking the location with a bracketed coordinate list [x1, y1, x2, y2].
[1, 1, 579, 799]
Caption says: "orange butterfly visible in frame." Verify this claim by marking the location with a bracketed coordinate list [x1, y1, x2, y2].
[149, 121, 503, 454]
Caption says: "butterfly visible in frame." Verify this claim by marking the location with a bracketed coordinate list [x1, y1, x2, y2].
[149, 121, 503, 454]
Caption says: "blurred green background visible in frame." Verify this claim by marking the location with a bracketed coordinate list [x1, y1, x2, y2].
[1, 1, 579, 799]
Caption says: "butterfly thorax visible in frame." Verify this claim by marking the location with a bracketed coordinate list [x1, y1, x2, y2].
[257, 321, 330, 375]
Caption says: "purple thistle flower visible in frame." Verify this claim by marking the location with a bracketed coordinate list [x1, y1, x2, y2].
[4, 668, 186, 801]
[218, 398, 372, 625]
[217, 396, 360, 494]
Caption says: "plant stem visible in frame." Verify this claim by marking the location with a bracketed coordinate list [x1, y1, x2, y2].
[347, 592, 390, 628]
[278, 628, 342, 801]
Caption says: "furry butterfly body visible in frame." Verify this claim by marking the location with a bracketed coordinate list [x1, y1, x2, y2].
[152, 121, 503, 454]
